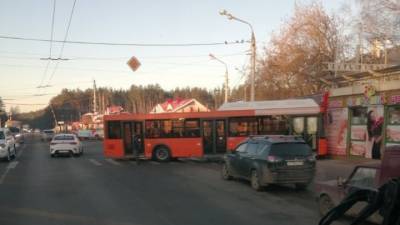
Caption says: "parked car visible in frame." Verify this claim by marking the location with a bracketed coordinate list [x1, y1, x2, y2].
[50, 133, 83, 157]
[315, 145, 400, 224]
[41, 129, 55, 141]
[8, 126, 24, 144]
[0, 128, 17, 161]
[222, 135, 316, 191]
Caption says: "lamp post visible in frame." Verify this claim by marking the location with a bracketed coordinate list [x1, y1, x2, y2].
[220, 9, 256, 101]
[209, 54, 229, 103]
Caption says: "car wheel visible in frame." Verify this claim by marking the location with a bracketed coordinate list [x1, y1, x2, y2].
[295, 183, 308, 190]
[154, 146, 170, 162]
[318, 194, 335, 216]
[50, 154, 55, 158]
[221, 163, 233, 180]
[250, 170, 262, 191]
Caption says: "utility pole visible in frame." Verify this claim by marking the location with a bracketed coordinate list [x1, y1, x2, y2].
[209, 54, 229, 103]
[93, 79, 97, 113]
[250, 31, 256, 101]
[49, 104, 58, 129]
[219, 10, 256, 101]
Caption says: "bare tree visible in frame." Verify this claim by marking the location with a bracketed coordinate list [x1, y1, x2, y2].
[256, 2, 339, 99]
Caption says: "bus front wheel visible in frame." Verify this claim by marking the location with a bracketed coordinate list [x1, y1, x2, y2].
[153, 146, 171, 162]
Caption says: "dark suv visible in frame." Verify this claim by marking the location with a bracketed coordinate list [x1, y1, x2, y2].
[222, 135, 316, 191]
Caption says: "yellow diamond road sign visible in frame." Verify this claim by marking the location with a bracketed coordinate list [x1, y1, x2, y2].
[127, 56, 141, 72]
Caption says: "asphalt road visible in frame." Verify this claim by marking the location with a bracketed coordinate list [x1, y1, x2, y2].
[0, 135, 348, 225]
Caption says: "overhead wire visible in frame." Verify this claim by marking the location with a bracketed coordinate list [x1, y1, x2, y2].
[0, 35, 248, 47]
[46, 0, 77, 85]
[37, 0, 57, 89]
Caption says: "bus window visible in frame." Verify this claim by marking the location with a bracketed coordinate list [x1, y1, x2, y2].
[229, 117, 257, 137]
[172, 119, 184, 137]
[145, 120, 161, 138]
[161, 120, 172, 137]
[107, 121, 122, 139]
[184, 119, 200, 137]
[293, 117, 305, 135]
[259, 116, 288, 135]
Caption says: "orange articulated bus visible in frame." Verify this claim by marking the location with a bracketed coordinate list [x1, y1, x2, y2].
[103, 101, 326, 161]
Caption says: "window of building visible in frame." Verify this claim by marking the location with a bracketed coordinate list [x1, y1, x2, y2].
[386, 106, 400, 143]
[351, 107, 368, 125]
[107, 121, 122, 139]
[229, 117, 258, 137]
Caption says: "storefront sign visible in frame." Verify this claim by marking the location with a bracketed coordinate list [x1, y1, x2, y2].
[390, 95, 400, 105]
[347, 95, 384, 106]
[328, 100, 344, 108]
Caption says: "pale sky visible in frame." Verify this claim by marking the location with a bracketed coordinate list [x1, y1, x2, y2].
[0, 0, 344, 112]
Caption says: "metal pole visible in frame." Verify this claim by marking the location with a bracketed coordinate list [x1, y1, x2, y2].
[93, 79, 97, 113]
[250, 31, 256, 101]
[224, 68, 229, 103]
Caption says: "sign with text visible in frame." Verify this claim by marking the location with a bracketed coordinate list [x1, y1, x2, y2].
[323, 62, 388, 72]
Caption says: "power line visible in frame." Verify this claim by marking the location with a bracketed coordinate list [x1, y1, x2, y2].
[37, 0, 57, 89]
[0, 35, 248, 47]
[46, 0, 78, 85]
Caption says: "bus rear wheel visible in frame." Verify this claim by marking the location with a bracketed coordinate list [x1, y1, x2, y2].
[154, 146, 171, 162]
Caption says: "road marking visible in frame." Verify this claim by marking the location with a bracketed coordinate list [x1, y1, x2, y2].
[150, 161, 160, 165]
[8, 161, 18, 169]
[105, 158, 121, 166]
[0, 161, 19, 184]
[88, 159, 102, 166]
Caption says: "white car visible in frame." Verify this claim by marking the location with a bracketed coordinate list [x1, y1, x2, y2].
[0, 128, 17, 161]
[50, 134, 83, 157]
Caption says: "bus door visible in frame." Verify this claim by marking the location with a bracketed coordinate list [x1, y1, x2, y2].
[133, 121, 144, 154]
[292, 116, 318, 152]
[122, 122, 133, 155]
[202, 119, 227, 154]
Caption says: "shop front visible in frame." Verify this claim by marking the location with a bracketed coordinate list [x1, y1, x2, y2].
[326, 84, 400, 159]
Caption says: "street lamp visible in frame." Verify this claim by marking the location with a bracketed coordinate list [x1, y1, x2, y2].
[209, 54, 229, 103]
[220, 9, 256, 101]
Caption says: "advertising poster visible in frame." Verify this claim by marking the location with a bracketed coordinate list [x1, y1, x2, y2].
[386, 125, 400, 142]
[326, 108, 348, 155]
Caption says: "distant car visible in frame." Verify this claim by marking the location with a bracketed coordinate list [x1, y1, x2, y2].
[315, 145, 400, 224]
[41, 129, 55, 141]
[0, 128, 17, 161]
[50, 134, 83, 157]
[222, 135, 316, 191]
[8, 126, 24, 144]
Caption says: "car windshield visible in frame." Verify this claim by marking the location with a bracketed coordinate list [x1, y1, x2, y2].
[270, 143, 311, 158]
[54, 135, 74, 141]
[0, 131, 4, 139]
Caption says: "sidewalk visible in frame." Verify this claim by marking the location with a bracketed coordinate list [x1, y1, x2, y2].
[316, 158, 381, 181]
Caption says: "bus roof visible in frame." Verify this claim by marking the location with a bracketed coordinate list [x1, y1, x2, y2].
[218, 99, 320, 115]
[104, 110, 255, 121]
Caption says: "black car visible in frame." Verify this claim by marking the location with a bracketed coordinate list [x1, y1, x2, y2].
[222, 135, 316, 191]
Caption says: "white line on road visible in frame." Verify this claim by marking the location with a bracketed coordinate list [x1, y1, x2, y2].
[105, 158, 121, 166]
[88, 159, 102, 166]
[0, 161, 19, 184]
